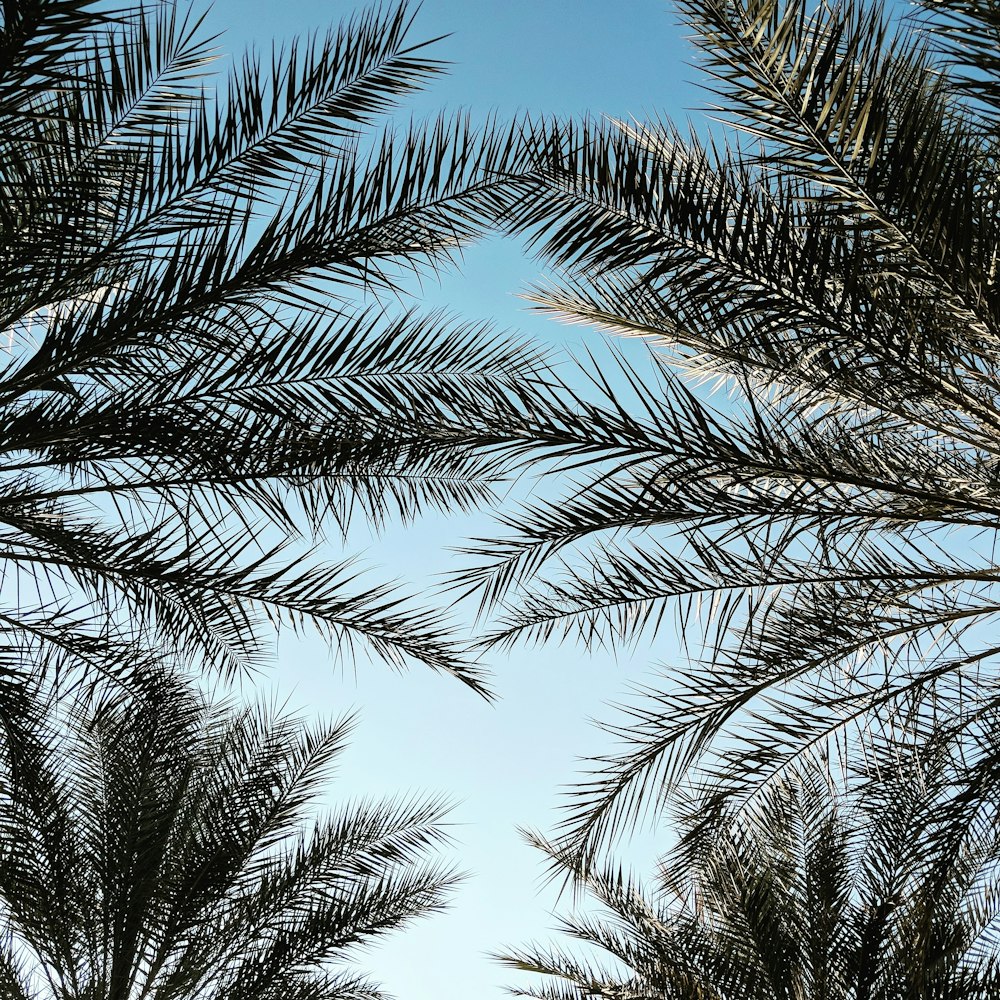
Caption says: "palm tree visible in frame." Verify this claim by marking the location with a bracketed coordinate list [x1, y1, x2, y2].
[0, 0, 543, 696]
[500, 728, 1000, 1000]
[456, 0, 1000, 857]
[0, 667, 461, 1000]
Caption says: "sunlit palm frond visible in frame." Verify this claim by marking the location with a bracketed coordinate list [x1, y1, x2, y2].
[459, 0, 1000, 857]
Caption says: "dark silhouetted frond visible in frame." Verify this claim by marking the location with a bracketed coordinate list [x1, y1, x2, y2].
[0, 0, 547, 697]
[0, 667, 461, 1000]
[458, 0, 1000, 859]
[501, 736, 1000, 1000]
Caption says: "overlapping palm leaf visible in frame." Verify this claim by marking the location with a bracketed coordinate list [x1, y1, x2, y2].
[457, 0, 1000, 860]
[0, 0, 549, 694]
[500, 725, 1000, 1000]
[0, 667, 460, 1000]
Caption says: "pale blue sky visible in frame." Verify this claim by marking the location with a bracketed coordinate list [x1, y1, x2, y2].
[202, 2, 699, 998]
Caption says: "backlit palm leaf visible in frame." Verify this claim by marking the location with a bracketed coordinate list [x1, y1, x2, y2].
[0, 0, 544, 695]
[500, 727, 1000, 1000]
[461, 0, 1000, 859]
[0, 667, 461, 1000]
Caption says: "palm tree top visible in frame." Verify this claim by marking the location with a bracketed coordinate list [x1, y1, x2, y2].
[501, 727, 1000, 1000]
[0, 668, 462, 1000]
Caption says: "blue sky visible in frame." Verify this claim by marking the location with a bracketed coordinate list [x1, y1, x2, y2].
[200, 2, 700, 998]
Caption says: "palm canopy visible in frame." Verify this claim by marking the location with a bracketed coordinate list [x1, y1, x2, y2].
[0, 668, 460, 1000]
[0, 0, 545, 695]
[501, 727, 1000, 1000]
[454, 0, 1000, 856]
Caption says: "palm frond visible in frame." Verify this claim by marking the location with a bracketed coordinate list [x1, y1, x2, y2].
[502, 737, 1000, 1000]
[0, 0, 547, 694]
[0, 667, 462, 1000]
[460, 0, 1000, 853]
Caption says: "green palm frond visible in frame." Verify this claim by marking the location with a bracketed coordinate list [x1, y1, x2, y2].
[456, 0, 1000, 856]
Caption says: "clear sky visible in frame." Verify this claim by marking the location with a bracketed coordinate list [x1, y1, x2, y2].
[199, 2, 700, 999]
